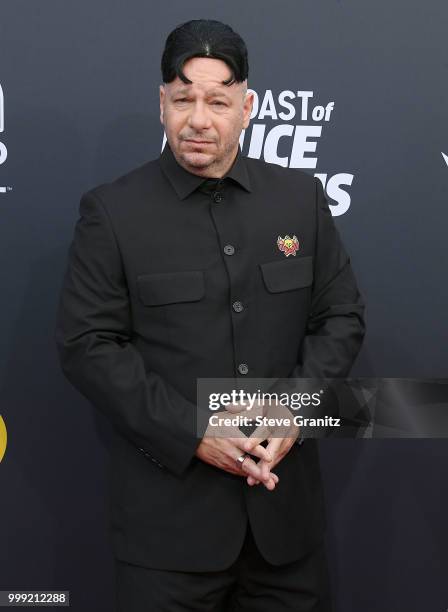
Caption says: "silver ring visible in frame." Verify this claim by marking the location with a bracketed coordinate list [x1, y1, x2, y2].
[236, 453, 248, 467]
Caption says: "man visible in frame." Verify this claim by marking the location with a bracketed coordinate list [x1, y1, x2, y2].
[55, 18, 365, 611]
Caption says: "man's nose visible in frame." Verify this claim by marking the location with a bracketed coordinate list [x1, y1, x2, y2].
[188, 101, 212, 130]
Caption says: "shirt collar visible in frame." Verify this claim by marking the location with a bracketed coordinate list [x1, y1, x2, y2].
[158, 139, 252, 200]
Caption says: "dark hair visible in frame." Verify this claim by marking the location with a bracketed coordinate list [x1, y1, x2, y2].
[161, 19, 249, 86]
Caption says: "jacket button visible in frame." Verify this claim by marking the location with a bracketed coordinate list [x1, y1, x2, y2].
[232, 301, 244, 312]
[238, 363, 249, 375]
[224, 244, 235, 255]
[213, 192, 223, 203]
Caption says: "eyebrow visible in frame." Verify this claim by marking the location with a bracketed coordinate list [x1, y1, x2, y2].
[172, 87, 231, 99]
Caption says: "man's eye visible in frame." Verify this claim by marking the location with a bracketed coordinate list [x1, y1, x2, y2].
[212, 101, 226, 106]
[174, 98, 188, 103]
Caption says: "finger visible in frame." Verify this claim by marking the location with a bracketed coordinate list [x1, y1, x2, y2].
[258, 454, 281, 483]
[264, 477, 276, 491]
[236, 438, 272, 463]
[260, 458, 272, 482]
[254, 457, 271, 483]
[247, 476, 274, 489]
[265, 436, 283, 458]
[239, 455, 271, 483]
[247, 472, 279, 486]
[225, 402, 247, 414]
[244, 425, 272, 451]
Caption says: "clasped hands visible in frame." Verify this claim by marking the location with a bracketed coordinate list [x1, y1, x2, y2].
[195, 398, 300, 491]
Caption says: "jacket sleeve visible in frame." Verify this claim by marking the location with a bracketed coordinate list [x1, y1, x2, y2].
[54, 190, 204, 478]
[297, 177, 366, 379]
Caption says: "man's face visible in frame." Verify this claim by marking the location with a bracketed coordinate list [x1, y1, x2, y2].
[159, 56, 253, 177]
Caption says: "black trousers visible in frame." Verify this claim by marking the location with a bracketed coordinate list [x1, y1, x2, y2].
[114, 522, 333, 611]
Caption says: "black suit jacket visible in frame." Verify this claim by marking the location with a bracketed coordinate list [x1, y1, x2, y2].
[55, 141, 365, 571]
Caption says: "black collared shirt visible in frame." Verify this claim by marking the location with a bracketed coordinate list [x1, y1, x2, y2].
[159, 139, 252, 200]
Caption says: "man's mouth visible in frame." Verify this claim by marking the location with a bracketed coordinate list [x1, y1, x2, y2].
[185, 139, 214, 144]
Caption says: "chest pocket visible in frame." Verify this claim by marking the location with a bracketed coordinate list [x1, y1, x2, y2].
[260, 256, 313, 293]
[136, 270, 205, 306]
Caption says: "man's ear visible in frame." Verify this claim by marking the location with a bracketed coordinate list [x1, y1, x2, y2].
[242, 90, 254, 130]
[159, 84, 165, 125]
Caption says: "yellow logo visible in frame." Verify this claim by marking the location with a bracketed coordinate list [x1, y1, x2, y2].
[0, 415, 7, 462]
